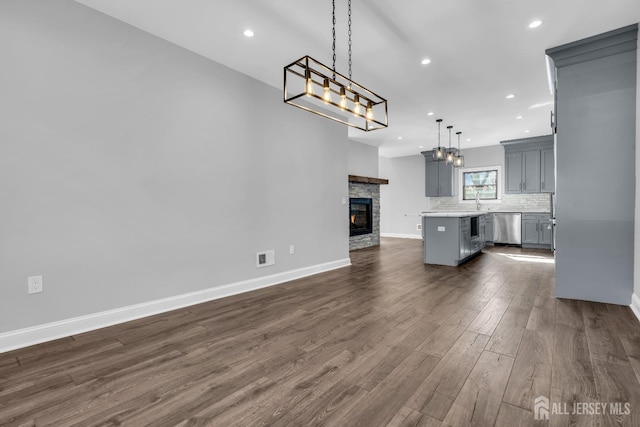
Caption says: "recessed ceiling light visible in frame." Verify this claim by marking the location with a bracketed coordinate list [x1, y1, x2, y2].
[427, 112, 434, 116]
[516, 115, 523, 119]
[528, 20, 542, 29]
[397, 136, 403, 140]
[243, 29, 255, 38]
[421, 58, 431, 65]
[419, 145, 424, 149]
[524, 129, 530, 133]
[506, 94, 515, 99]
[467, 138, 471, 142]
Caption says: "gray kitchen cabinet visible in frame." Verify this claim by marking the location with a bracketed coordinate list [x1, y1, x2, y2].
[541, 148, 555, 192]
[422, 153, 454, 197]
[438, 160, 454, 196]
[539, 219, 553, 245]
[522, 219, 540, 244]
[502, 136, 553, 194]
[423, 214, 484, 266]
[546, 24, 637, 305]
[521, 213, 552, 249]
[425, 157, 439, 196]
[522, 151, 541, 193]
[482, 214, 494, 244]
[460, 217, 471, 260]
[505, 152, 523, 193]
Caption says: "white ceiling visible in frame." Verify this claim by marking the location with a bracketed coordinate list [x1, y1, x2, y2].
[76, 0, 640, 158]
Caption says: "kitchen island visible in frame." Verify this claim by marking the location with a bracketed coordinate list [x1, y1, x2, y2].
[422, 212, 491, 266]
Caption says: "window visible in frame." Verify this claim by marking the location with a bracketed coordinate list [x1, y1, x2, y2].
[463, 170, 498, 200]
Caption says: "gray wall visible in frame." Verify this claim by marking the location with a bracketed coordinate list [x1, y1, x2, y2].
[0, 0, 349, 333]
[379, 155, 428, 237]
[348, 140, 379, 178]
[549, 26, 637, 305]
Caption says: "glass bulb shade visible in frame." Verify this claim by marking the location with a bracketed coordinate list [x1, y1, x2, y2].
[322, 78, 331, 103]
[353, 95, 361, 116]
[446, 152, 454, 163]
[304, 68, 314, 95]
[455, 155, 464, 167]
[339, 87, 347, 110]
[366, 102, 373, 121]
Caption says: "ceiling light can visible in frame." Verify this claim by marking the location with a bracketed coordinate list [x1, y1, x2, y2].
[528, 20, 542, 29]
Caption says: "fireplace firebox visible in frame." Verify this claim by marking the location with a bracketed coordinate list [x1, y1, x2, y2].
[349, 198, 373, 236]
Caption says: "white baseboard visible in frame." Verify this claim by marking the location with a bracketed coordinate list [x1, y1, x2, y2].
[0, 258, 351, 353]
[631, 293, 640, 322]
[381, 233, 423, 240]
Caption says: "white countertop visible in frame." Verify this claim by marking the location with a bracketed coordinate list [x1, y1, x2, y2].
[421, 211, 550, 218]
[421, 212, 486, 218]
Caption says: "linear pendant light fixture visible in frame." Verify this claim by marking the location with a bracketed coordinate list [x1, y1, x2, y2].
[283, 0, 388, 131]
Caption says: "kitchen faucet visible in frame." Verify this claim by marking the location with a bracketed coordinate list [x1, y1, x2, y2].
[475, 192, 480, 211]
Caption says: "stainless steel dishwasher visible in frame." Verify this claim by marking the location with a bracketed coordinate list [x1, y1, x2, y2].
[493, 213, 522, 245]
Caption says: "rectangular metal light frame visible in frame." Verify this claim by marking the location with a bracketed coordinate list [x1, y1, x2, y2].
[284, 56, 388, 131]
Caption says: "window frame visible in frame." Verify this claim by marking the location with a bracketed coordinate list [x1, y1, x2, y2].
[457, 165, 502, 204]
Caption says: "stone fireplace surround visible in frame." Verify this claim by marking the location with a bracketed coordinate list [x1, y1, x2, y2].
[348, 175, 388, 251]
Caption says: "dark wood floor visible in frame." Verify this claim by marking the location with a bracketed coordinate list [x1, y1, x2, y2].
[2, 238, 640, 426]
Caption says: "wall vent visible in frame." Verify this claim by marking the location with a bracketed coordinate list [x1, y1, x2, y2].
[256, 250, 275, 268]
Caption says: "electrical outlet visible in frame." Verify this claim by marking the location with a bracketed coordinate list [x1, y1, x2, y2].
[28, 276, 43, 294]
[417, 223, 422, 231]
[289, 244, 295, 255]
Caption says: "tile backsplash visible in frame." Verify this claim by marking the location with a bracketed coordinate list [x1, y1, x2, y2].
[428, 193, 552, 213]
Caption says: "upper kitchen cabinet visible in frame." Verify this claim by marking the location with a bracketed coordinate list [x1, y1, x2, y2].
[540, 148, 555, 192]
[501, 135, 554, 194]
[421, 152, 454, 197]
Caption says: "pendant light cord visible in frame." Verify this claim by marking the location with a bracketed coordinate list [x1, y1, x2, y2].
[332, 0, 336, 78]
[331, 0, 353, 81]
[348, 0, 352, 81]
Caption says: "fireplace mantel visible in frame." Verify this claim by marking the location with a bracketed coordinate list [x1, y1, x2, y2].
[348, 175, 389, 185]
